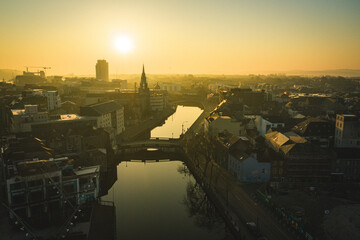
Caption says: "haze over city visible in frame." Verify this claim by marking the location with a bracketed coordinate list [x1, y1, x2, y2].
[1, 0, 360, 75]
[1, 1, 360, 240]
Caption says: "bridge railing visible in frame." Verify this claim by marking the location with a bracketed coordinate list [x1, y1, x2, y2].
[149, 137, 178, 141]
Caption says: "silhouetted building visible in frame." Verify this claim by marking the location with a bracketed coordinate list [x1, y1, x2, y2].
[6, 157, 100, 221]
[112, 79, 127, 89]
[292, 118, 334, 148]
[264, 132, 334, 184]
[335, 114, 360, 148]
[80, 100, 125, 135]
[11, 105, 49, 133]
[95, 60, 109, 82]
[333, 148, 360, 182]
[32, 89, 61, 111]
[14, 72, 46, 86]
[138, 65, 150, 117]
[0, 102, 13, 135]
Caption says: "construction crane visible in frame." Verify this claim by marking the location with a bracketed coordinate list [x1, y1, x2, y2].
[25, 66, 51, 72]
[24, 66, 51, 78]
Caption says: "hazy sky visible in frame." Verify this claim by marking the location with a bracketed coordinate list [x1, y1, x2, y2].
[0, 0, 359, 75]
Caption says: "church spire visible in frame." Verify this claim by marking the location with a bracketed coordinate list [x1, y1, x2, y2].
[141, 64, 146, 84]
[139, 64, 149, 93]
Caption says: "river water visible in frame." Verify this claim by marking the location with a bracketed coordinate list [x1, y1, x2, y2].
[102, 106, 235, 240]
[151, 105, 203, 138]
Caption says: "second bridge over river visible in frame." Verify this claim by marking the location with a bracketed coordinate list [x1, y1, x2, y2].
[116, 137, 182, 155]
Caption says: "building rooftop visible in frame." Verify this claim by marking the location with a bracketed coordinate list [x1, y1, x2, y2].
[74, 166, 100, 176]
[16, 157, 72, 177]
[81, 101, 122, 116]
[59, 114, 82, 121]
[263, 115, 285, 123]
[11, 109, 25, 115]
[292, 118, 333, 137]
[265, 131, 307, 151]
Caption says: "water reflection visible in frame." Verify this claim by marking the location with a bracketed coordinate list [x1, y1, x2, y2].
[102, 161, 234, 240]
[151, 105, 203, 138]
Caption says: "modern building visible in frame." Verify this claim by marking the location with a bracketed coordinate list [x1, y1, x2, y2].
[80, 100, 125, 135]
[95, 59, 109, 82]
[6, 157, 100, 221]
[334, 114, 360, 148]
[150, 91, 168, 111]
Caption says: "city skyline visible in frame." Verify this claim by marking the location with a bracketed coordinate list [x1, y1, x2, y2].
[0, 0, 359, 75]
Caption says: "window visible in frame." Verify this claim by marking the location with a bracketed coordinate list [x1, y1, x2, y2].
[28, 179, 43, 188]
[10, 182, 25, 191]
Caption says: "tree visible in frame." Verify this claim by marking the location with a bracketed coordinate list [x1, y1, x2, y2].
[182, 180, 224, 231]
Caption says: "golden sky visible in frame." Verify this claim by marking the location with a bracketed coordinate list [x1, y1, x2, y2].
[0, 0, 359, 75]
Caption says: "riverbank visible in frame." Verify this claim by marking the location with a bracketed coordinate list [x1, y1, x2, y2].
[182, 154, 250, 240]
[119, 107, 176, 142]
[181, 105, 295, 240]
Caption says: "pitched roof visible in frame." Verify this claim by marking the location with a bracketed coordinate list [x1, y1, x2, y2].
[218, 134, 241, 149]
[81, 101, 122, 116]
[292, 118, 333, 137]
[265, 131, 307, 151]
[229, 149, 250, 162]
[280, 143, 296, 155]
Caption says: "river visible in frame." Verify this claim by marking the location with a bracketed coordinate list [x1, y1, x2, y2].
[151, 105, 203, 138]
[102, 105, 235, 240]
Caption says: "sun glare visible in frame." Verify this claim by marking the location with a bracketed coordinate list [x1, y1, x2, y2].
[114, 36, 133, 53]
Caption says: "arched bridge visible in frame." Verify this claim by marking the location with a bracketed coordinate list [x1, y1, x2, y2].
[117, 137, 182, 155]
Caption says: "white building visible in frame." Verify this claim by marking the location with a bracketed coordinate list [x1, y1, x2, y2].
[11, 105, 49, 133]
[158, 82, 181, 92]
[335, 114, 360, 148]
[80, 101, 125, 135]
[228, 152, 270, 182]
[33, 89, 61, 111]
[150, 92, 167, 111]
[255, 116, 285, 137]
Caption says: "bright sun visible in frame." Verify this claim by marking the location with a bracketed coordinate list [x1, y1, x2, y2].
[114, 36, 133, 53]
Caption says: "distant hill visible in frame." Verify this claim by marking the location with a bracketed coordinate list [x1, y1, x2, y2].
[0, 69, 22, 81]
[285, 69, 360, 77]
